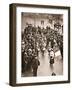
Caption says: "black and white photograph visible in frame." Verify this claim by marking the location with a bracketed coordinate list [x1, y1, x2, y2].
[21, 13, 63, 77]
[9, 3, 70, 86]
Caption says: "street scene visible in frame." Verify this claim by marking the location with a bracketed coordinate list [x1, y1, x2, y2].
[21, 13, 63, 77]
[37, 50, 63, 76]
[22, 50, 63, 77]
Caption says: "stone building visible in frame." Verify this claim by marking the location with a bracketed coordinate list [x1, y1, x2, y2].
[21, 13, 63, 35]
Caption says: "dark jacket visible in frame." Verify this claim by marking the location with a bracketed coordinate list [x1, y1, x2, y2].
[32, 58, 40, 69]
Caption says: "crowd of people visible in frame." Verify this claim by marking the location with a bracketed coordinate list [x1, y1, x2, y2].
[21, 24, 63, 76]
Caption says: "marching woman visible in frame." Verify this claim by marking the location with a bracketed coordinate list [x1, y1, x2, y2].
[49, 48, 55, 64]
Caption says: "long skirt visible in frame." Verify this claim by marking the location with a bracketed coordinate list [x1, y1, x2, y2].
[50, 58, 54, 64]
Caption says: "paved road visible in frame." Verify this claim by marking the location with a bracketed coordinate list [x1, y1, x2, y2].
[22, 50, 63, 77]
[37, 50, 63, 76]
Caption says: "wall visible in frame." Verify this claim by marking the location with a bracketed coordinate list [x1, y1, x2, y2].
[0, 0, 72, 90]
[22, 13, 50, 30]
[21, 13, 62, 30]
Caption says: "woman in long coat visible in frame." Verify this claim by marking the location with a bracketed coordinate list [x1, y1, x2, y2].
[49, 49, 55, 64]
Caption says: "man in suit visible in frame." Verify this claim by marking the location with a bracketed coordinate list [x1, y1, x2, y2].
[32, 56, 40, 76]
